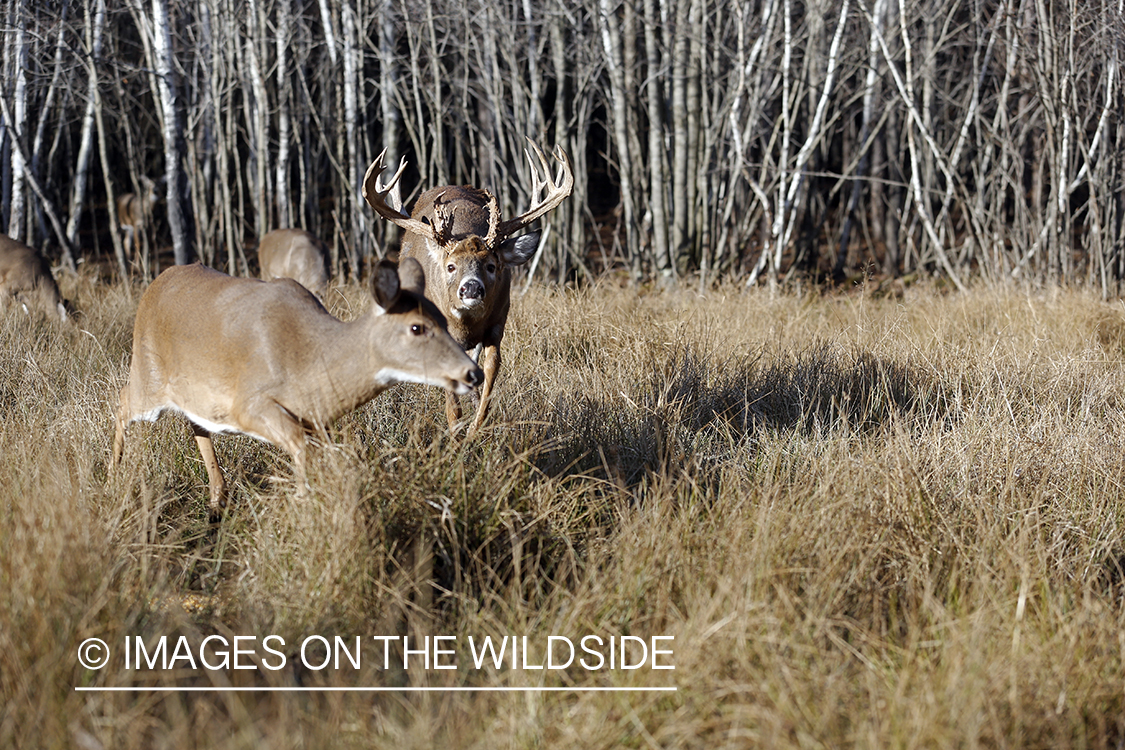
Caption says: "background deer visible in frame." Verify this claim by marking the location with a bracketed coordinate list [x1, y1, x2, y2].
[116, 175, 159, 261]
[0, 234, 72, 322]
[258, 228, 330, 298]
[363, 141, 573, 435]
[111, 259, 482, 513]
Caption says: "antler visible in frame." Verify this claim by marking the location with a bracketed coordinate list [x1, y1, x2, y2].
[495, 139, 575, 239]
[363, 150, 436, 238]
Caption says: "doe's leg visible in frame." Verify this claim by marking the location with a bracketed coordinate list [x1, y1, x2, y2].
[445, 391, 464, 433]
[191, 424, 229, 514]
[231, 397, 310, 497]
[121, 226, 135, 261]
[111, 391, 130, 470]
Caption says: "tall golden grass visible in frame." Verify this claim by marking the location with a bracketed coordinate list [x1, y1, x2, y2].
[2, 271, 1124, 748]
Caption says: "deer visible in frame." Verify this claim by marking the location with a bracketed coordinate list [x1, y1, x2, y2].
[258, 228, 330, 298]
[116, 175, 159, 261]
[362, 140, 574, 436]
[111, 259, 483, 514]
[0, 234, 72, 322]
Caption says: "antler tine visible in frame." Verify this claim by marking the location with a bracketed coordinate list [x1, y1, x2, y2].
[495, 138, 575, 239]
[524, 142, 551, 205]
[363, 149, 404, 209]
[552, 143, 571, 186]
[362, 149, 434, 237]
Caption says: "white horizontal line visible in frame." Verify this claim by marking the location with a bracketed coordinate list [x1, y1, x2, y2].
[76, 686, 677, 693]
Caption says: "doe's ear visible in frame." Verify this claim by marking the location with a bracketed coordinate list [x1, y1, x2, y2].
[497, 232, 539, 267]
[397, 257, 427, 296]
[370, 259, 401, 313]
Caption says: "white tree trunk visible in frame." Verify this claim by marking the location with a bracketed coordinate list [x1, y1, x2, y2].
[247, 0, 269, 237]
[643, 0, 669, 276]
[152, 0, 194, 264]
[669, 0, 689, 280]
[67, 0, 108, 260]
[599, 0, 640, 279]
[274, 0, 291, 228]
[342, 1, 364, 278]
[6, 1, 28, 241]
[378, 0, 401, 259]
[30, 4, 72, 268]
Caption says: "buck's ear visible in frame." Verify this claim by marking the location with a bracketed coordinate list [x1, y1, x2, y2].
[497, 233, 539, 267]
[370, 259, 401, 313]
[398, 257, 427, 296]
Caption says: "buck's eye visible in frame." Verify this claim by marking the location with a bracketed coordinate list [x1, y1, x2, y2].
[486, 263, 497, 274]
[446, 263, 456, 273]
[410, 324, 425, 336]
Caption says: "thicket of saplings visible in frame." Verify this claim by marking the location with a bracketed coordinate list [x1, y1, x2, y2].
[2, 268, 1124, 748]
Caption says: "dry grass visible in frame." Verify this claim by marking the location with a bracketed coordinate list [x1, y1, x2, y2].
[3, 271, 1125, 748]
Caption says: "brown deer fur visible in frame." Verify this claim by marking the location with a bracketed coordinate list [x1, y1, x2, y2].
[0, 234, 71, 321]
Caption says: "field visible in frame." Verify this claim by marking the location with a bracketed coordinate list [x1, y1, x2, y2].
[2, 271, 1125, 748]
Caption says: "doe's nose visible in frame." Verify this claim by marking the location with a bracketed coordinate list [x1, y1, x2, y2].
[459, 278, 484, 300]
[466, 367, 484, 388]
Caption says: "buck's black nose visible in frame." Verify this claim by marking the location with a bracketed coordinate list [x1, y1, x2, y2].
[459, 278, 484, 300]
[466, 367, 484, 388]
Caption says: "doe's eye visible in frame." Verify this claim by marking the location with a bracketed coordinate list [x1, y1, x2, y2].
[446, 263, 456, 273]
[410, 324, 425, 336]
[486, 263, 497, 274]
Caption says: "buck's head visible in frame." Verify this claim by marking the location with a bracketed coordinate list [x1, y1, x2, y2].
[447, 235, 537, 315]
[362, 141, 573, 320]
[417, 191, 539, 320]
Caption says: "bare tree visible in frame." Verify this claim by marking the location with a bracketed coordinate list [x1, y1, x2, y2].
[4, 0, 29, 241]
[151, 0, 194, 265]
[66, 0, 104, 257]
[598, 0, 641, 280]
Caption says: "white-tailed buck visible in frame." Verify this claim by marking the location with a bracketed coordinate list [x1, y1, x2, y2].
[258, 228, 330, 298]
[111, 259, 482, 513]
[0, 234, 72, 322]
[116, 175, 159, 260]
[363, 140, 573, 435]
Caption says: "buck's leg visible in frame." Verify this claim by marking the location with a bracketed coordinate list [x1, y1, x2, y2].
[467, 343, 500, 438]
[191, 424, 229, 514]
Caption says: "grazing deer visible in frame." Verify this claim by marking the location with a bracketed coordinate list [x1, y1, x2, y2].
[116, 175, 159, 261]
[363, 140, 573, 435]
[0, 234, 72, 322]
[258, 228, 330, 298]
[111, 259, 482, 513]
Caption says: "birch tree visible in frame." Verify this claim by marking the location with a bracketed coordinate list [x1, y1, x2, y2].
[4, 0, 29, 241]
[152, 0, 194, 264]
[66, 0, 106, 255]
